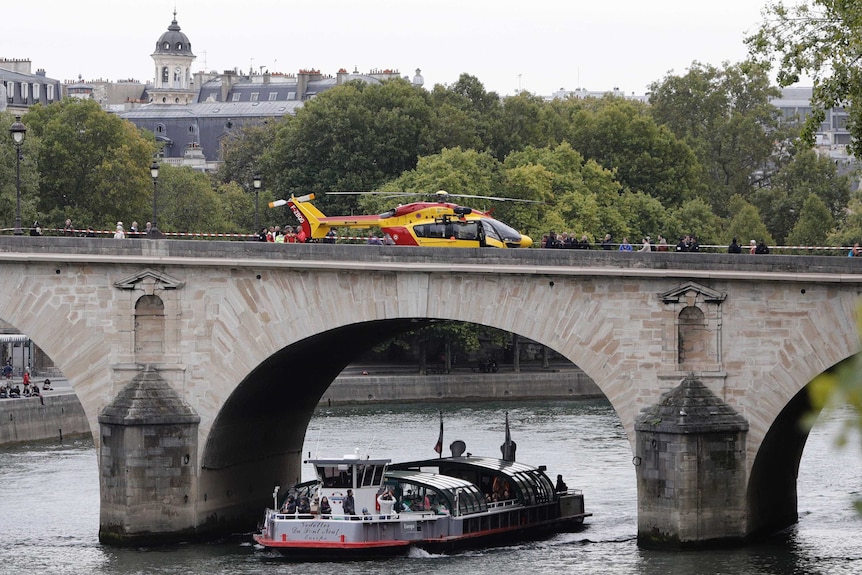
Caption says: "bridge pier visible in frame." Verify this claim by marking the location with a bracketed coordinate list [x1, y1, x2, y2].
[635, 375, 750, 549]
[98, 366, 201, 546]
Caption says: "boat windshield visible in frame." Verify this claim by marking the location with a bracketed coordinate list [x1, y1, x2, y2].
[316, 463, 387, 489]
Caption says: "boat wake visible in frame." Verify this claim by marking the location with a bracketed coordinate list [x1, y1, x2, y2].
[406, 546, 446, 559]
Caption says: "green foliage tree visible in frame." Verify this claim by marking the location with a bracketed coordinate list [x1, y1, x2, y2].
[828, 190, 862, 248]
[752, 148, 851, 243]
[746, 0, 862, 158]
[24, 99, 157, 230]
[786, 194, 834, 248]
[550, 96, 703, 209]
[266, 79, 432, 216]
[502, 143, 622, 240]
[216, 120, 281, 188]
[725, 195, 775, 248]
[648, 61, 786, 215]
[670, 198, 723, 246]
[423, 77, 497, 153]
[153, 165, 228, 234]
[490, 92, 553, 159]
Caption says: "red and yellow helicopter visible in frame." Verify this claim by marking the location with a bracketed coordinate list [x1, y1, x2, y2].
[269, 191, 535, 248]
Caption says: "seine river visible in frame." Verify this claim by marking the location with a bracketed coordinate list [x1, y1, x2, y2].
[0, 399, 860, 574]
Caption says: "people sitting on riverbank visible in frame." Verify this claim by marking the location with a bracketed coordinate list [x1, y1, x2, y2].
[42, 379, 52, 391]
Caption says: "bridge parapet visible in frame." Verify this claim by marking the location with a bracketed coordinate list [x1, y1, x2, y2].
[1, 237, 861, 279]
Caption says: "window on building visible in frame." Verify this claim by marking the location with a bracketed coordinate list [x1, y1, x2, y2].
[21, 83, 28, 101]
[287, 91, 296, 100]
[47, 84, 54, 100]
[162, 67, 169, 84]
[231, 92, 241, 102]
[156, 124, 165, 133]
[176, 42, 183, 50]
[268, 92, 278, 101]
[6, 81, 13, 101]
[33, 83, 40, 100]
[250, 92, 259, 102]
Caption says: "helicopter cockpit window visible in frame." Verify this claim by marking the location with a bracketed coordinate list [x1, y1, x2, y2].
[481, 220, 502, 242]
[485, 219, 521, 242]
[379, 208, 397, 218]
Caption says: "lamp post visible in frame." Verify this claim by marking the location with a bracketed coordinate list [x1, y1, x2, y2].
[253, 174, 262, 233]
[150, 161, 160, 237]
[9, 116, 26, 236]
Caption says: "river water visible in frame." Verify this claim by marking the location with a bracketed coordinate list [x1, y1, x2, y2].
[0, 398, 860, 575]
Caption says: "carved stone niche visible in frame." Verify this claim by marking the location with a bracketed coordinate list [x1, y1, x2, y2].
[113, 268, 185, 365]
[659, 281, 726, 376]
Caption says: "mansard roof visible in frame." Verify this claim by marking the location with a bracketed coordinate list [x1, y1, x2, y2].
[121, 100, 304, 119]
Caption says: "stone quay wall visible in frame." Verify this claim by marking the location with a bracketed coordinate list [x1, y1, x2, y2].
[0, 370, 600, 445]
[0, 394, 91, 445]
[321, 369, 601, 405]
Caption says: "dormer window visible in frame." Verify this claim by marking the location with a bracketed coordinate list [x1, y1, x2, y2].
[164, 42, 170, 50]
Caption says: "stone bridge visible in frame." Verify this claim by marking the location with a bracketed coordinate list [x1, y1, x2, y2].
[0, 237, 859, 548]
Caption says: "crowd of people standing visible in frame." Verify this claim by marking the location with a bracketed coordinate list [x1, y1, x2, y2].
[541, 231, 780, 254]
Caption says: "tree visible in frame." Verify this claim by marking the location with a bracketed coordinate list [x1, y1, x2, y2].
[752, 148, 851, 244]
[266, 79, 433, 216]
[490, 92, 553, 160]
[551, 96, 703, 209]
[216, 120, 281, 188]
[502, 143, 622, 240]
[786, 194, 834, 248]
[648, 61, 786, 215]
[829, 188, 862, 248]
[670, 198, 723, 247]
[746, 1, 862, 158]
[153, 165, 228, 234]
[25, 99, 156, 230]
[423, 76, 499, 153]
[724, 195, 775, 248]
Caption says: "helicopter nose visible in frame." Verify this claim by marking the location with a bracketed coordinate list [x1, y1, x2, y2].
[520, 234, 533, 248]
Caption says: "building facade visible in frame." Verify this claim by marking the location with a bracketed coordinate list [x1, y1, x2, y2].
[0, 58, 62, 115]
[118, 13, 424, 170]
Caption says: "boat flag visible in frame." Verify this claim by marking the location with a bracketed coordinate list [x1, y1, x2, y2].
[501, 411, 517, 462]
[434, 410, 443, 457]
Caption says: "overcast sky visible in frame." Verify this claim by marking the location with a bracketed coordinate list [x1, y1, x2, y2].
[4, 0, 769, 97]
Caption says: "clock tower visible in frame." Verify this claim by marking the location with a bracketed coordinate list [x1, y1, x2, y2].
[150, 11, 196, 104]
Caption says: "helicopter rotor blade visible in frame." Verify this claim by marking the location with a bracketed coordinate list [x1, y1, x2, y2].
[325, 190, 541, 203]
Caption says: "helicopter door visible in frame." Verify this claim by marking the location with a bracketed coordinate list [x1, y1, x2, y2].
[480, 220, 503, 247]
[453, 221, 481, 244]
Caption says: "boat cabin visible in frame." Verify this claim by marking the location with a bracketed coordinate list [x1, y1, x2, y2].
[303, 455, 391, 516]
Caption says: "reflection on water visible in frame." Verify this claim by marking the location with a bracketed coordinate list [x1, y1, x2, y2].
[0, 399, 859, 575]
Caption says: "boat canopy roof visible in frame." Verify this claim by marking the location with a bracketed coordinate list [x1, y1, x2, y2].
[305, 457, 391, 466]
[385, 469, 488, 515]
[389, 456, 556, 507]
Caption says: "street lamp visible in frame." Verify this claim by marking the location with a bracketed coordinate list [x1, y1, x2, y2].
[149, 160, 161, 238]
[253, 174, 262, 233]
[9, 116, 26, 236]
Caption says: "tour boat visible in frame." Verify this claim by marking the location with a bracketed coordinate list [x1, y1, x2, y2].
[253, 425, 590, 558]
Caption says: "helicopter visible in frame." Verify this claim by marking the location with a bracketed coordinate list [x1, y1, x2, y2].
[269, 190, 535, 248]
